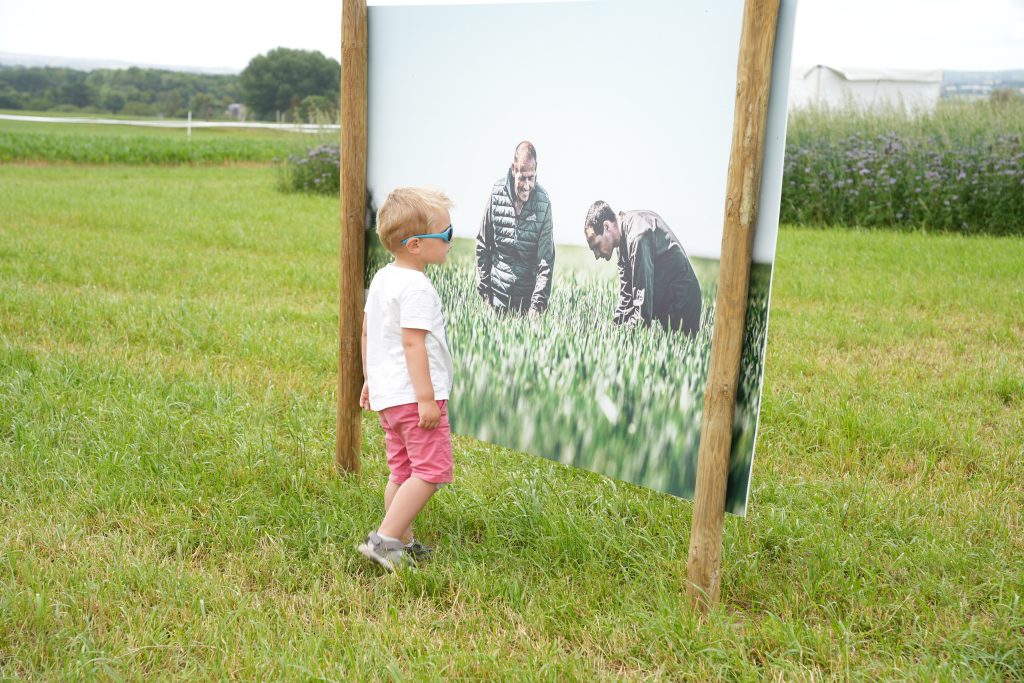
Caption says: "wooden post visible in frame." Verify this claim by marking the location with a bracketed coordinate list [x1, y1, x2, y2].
[336, 0, 368, 474]
[686, 0, 780, 611]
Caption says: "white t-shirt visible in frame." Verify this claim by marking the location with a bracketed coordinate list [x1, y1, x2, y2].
[364, 264, 454, 411]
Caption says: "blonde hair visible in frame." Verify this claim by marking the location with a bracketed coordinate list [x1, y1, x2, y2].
[376, 187, 454, 254]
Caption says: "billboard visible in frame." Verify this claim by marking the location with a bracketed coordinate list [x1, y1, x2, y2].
[365, 0, 796, 515]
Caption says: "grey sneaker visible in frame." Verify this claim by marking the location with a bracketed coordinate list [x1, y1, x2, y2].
[357, 531, 410, 572]
[404, 539, 434, 563]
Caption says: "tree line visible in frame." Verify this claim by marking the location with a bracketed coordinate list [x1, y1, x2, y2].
[0, 48, 339, 122]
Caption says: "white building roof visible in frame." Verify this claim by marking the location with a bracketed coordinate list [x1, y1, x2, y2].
[796, 65, 944, 83]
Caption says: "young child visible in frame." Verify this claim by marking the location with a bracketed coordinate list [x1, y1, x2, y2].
[358, 187, 455, 572]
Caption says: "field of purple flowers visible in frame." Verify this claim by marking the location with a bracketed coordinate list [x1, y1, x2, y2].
[782, 99, 1024, 235]
[277, 143, 340, 194]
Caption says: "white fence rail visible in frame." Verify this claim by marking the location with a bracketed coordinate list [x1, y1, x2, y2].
[0, 113, 339, 134]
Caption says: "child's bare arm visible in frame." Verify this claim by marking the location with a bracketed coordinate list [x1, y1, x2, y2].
[401, 327, 440, 429]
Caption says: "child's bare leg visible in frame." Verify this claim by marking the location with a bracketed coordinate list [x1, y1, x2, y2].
[378, 477, 436, 541]
[383, 480, 414, 543]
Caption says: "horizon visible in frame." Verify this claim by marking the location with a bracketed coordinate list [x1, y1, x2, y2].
[3, 50, 1024, 78]
[1, 0, 1023, 73]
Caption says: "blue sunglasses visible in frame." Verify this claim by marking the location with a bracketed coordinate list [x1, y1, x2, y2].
[402, 225, 454, 245]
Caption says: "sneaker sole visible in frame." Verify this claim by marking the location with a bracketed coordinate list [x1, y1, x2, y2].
[405, 549, 433, 563]
[357, 542, 396, 572]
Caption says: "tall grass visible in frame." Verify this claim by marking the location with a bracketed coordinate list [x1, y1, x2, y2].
[782, 99, 1024, 234]
[0, 118, 311, 164]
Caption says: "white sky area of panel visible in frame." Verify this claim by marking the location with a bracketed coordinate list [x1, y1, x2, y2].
[0, 0, 1021, 72]
[365, 0, 794, 261]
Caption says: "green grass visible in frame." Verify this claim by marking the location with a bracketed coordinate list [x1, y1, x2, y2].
[2, 164, 1022, 679]
[366, 238, 769, 513]
[0, 117, 324, 164]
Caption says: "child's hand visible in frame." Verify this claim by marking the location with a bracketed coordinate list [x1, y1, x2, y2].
[359, 380, 370, 409]
[417, 399, 441, 429]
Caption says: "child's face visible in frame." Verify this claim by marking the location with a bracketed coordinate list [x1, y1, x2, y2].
[414, 207, 452, 265]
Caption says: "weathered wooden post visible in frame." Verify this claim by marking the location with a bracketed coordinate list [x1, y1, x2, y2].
[686, 0, 780, 611]
[336, 0, 368, 474]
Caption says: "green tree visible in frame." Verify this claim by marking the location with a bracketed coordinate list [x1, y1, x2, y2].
[102, 92, 126, 113]
[156, 89, 186, 118]
[5, 68, 50, 94]
[190, 92, 215, 119]
[0, 65, 242, 118]
[0, 82, 23, 109]
[60, 79, 94, 108]
[240, 48, 339, 121]
[121, 101, 157, 117]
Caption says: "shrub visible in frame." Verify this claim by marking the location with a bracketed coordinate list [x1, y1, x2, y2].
[782, 100, 1024, 235]
[277, 143, 339, 194]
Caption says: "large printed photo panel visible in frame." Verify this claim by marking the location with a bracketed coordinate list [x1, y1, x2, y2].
[365, 0, 796, 515]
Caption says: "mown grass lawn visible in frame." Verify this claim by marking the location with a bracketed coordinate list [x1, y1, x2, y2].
[1, 164, 1022, 680]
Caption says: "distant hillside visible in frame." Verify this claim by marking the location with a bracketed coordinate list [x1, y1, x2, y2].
[943, 70, 1024, 98]
[0, 52, 240, 76]
[0, 50, 340, 122]
[0, 62, 242, 119]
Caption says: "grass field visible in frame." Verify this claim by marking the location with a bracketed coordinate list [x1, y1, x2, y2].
[366, 237, 770, 514]
[2, 164, 1022, 679]
[0, 117, 323, 164]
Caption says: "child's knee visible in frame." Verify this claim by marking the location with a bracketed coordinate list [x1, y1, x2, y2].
[388, 468, 412, 486]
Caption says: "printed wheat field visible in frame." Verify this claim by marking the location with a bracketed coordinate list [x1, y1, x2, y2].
[367, 236, 770, 514]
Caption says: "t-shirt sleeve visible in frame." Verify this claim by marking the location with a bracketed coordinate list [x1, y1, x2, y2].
[398, 284, 440, 330]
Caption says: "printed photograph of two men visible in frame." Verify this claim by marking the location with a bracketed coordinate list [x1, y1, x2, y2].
[365, 0, 795, 515]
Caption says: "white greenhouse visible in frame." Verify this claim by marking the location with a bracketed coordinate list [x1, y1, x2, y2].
[789, 65, 943, 114]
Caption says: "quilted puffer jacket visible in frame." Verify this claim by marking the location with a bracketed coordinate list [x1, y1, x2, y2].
[475, 170, 554, 313]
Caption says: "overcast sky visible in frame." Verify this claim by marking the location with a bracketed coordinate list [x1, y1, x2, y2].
[0, 0, 1021, 72]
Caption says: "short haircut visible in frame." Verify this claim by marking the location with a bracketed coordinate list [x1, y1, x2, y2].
[513, 140, 537, 165]
[584, 200, 616, 236]
[376, 187, 454, 254]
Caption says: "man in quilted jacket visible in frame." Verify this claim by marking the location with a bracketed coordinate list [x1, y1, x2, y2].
[475, 141, 555, 315]
[583, 200, 703, 337]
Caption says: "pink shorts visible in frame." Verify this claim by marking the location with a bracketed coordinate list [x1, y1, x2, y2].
[378, 400, 453, 486]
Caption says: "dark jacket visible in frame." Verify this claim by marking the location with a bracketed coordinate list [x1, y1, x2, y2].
[475, 170, 554, 313]
[614, 210, 702, 336]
